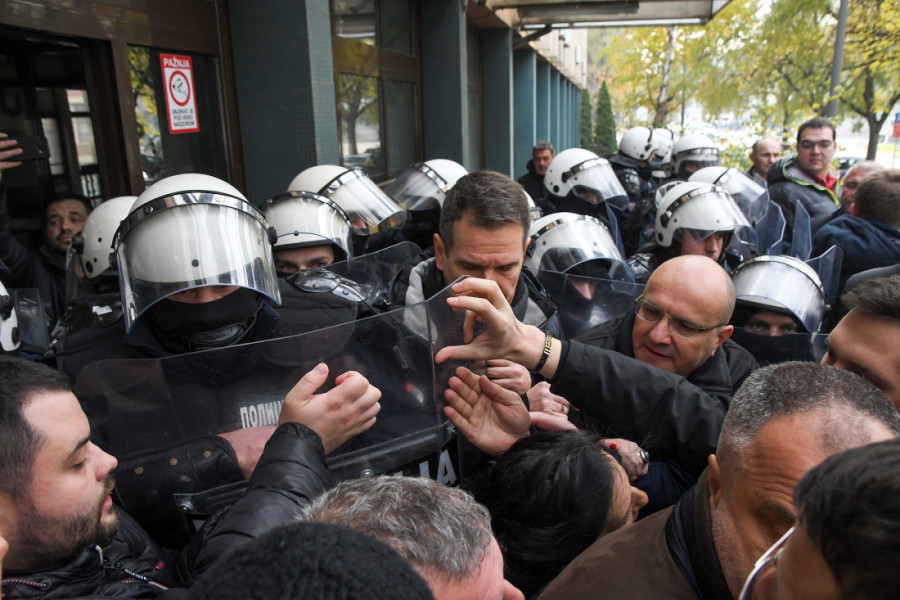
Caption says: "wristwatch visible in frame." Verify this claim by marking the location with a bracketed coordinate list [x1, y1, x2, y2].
[639, 449, 650, 465]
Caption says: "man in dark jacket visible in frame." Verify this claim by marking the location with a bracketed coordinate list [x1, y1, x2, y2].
[767, 117, 841, 245]
[516, 141, 555, 216]
[0, 355, 380, 598]
[812, 168, 900, 286]
[539, 362, 900, 600]
[574, 256, 756, 509]
[0, 134, 90, 326]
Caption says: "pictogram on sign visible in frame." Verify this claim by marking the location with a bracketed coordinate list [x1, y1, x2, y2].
[161, 54, 199, 134]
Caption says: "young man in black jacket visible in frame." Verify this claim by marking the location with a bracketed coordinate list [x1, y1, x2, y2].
[0, 356, 380, 598]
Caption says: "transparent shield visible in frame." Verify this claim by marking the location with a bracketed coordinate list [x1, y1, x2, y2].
[537, 271, 644, 339]
[74, 282, 470, 545]
[791, 202, 812, 261]
[568, 159, 629, 211]
[326, 241, 423, 312]
[806, 245, 843, 307]
[755, 201, 786, 256]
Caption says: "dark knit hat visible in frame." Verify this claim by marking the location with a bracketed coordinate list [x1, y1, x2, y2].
[188, 521, 434, 600]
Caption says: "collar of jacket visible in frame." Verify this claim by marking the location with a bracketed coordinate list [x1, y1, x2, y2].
[665, 469, 733, 600]
[779, 156, 840, 206]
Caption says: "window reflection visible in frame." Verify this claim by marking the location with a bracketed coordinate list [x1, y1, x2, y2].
[129, 46, 165, 185]
[339, 73, 383, 180]
[335, 0, 376, 46]
[385, 80, 417, 178]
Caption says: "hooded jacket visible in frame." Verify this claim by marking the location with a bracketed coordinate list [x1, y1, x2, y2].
[767, 156, 840, 242]
[812, 214, 900, 284]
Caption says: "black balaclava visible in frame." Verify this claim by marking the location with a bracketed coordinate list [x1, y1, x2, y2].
[146, 286, 263, 354]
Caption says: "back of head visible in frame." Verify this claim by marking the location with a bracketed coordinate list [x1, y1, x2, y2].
[470, 430, 619, 598]
[853, 168, 900, 228]
[0, 356, 71, 499]
[841, 274, 900, 321]
[650, 254, 736, 323]
[717, 362, 900, 473]
[187, 521, 434, 600]
[793, 439, 900, 600]
[302, 476, 492, 584]
[439, 170, 529, 252]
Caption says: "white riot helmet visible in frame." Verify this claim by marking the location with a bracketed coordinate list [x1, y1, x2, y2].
[261, 191, 353, 260]
[0, 281, 20, 353]
[524, 191, 542, 221]
[114, 174, 281, 331]
[543, 148, 628, 207]
[655, 181, 751, 248]
[619, 126, 658, 162]
[288, 165, 407, 235]
[73, 196, 137, 279]
[525, 212, 632, 281]
[672, 134, 720, 178]
[731, 255, 826, 333]
[385, 159, 468, 211]
[689, 166, 768, 223]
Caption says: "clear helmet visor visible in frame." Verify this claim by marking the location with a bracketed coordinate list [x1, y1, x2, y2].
[263, 192, 353, 258]
[567, 158, 629, 211]
[657, 186, 752, 247]
[116, 194, 281, 331]
[525, 213, 632, 282]
[384, 164, 447, 212]
[732, 255, 826, 333]
[711, 168, 769, 223]
[322, 169, 408, 235]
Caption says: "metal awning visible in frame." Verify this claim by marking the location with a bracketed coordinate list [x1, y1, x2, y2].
[489, 0, 733, 28]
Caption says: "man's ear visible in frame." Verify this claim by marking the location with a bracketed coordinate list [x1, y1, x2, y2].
[849, 202, 858, 216]
[433, 234, 445, 272]
[712, 325, 733, 355]
[523, 236, 531, 255]
[708, 454, 723, 510]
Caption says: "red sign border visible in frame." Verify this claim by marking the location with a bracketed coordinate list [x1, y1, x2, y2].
[160, 54, 200, 134]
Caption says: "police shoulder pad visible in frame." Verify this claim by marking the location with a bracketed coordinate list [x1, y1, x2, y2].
[286, 269, 368, 302]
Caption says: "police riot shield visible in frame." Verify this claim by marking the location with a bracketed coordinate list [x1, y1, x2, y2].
[75, 282, 468, 548]
[791, 202, 812, 261]
[10, 288, 49, 353]
[807, 245, 843, 309]
[326, 241, 423, 312]
[754, 200, 786, 256]
[730, 328, 828, 366]
[537, 271, 644, 339]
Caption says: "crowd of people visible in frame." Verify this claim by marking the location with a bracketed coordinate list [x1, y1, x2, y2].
[0, 118, 899, 599]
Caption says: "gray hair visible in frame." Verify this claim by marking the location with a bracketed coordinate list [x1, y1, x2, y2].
[301, 476, 493, 581]
[533, 141, 555, 154]
[718, 362, 900, 473]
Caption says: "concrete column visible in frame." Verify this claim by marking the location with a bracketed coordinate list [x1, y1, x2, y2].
[481, 29, 514, 176]
[421, 0, 467, 163]
[228, 0, 338, 202]
[513, 50, 536, 179]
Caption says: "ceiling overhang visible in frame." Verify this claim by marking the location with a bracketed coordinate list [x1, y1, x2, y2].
[486, 0, 732, 29]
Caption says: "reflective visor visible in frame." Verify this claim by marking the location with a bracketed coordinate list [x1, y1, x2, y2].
[116, 193, 280, 331]
[714, 168, 769, 223]
[732, 255, 826, 333]
[657, 185, 751, 247]
[322, 169, 408, 235]
[525, 213, 632, 282]
[384, 163, 447, 211]
[566, 158, 629, 210]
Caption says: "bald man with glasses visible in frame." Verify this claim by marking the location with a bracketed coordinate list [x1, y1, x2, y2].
[434, 256, 757, 498]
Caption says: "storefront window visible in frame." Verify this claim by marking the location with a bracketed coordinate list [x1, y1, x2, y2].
[338, 73, 383, 180]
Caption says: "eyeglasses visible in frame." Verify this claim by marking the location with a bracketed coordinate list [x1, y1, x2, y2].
[634, 295, 722, 338]
[798, 140, 833, 150]
[739, 527, 795, 600]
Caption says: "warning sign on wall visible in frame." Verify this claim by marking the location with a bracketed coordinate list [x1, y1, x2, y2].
[161, 54, 199, 134]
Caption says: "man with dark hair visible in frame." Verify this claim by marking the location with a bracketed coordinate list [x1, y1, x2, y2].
[824, 274, 900, 409]
[0, 355, 381, 597]
[768, 117, 840, 242]
[746, 137, 781, 186]
[538, 362, 900, 600]
[0, 133, 91, 324]
[394, 170, 557, 401]
[741, 438, 900, 599]
[813, 169, 900, 283]
[303, 476, 524, 600]
[517, 141, 555, 214]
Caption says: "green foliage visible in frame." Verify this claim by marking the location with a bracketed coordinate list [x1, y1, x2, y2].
[580, 88, 594, 149]
[594, 82, 617, 156]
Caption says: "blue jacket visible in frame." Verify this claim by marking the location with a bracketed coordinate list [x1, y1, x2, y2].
[812, 215, 900, 283]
